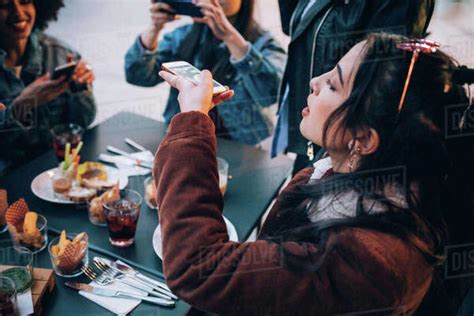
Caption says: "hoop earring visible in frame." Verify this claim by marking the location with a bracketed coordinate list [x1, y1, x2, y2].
[307, 141, 314, 161]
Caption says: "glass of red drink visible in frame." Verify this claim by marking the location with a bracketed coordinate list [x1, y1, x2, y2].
[0, 276, 17, 316]
[50, 123, 84, 161]
[103, 189, 142, 248]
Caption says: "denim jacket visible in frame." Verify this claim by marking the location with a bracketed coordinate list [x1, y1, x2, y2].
[0, 31, 96, 172]
[125, 24, 287, 145]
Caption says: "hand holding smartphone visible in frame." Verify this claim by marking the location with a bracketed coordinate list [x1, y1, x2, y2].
[161, 61, 228, 95]
[51, 61, 78, 80]
[158, 0, 203, 18]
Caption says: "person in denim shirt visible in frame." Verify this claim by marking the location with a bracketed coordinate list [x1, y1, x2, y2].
[0, 0, 96, 174]
[125, 0, 286, 146]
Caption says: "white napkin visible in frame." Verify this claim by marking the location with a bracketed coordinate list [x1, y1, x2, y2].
[79, 278, 148, 315]
[99, 151, 154, 177]
[17, 290, 33, 316]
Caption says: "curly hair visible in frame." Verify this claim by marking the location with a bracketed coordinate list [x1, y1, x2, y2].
[33, 0, 64, 30]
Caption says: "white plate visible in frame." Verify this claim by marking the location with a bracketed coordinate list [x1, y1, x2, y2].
[152, 216, 238, 260]
[31, 166, 128, 204]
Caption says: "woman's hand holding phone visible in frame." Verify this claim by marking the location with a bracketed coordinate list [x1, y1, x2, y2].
[159, 70, 234, 115]
[192, 0, 235, 41]
[150, 1, 178, 31]
[140, 1, 178, 51]
[12, 73, 69, 109]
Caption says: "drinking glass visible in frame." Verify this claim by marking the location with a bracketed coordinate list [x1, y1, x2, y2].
[48, 233, 89, 277]
[217, 157, 229, 195]
[0, 247, 33, 294]
[144, 177, 158, 210]
[87, 198, 107, 227]
[0, 276, 17, 316]
[8, 214, 47, 254]
[50, 123, 84, 161]
[103, 189, 142, 248]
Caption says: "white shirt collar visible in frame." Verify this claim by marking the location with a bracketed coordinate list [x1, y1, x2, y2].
[310, 156, 332, 181]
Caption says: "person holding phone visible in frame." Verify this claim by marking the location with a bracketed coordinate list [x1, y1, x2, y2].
[155, 34, 473, 315]
[0, 0, 96, 173]
[125, 0, 286, 146]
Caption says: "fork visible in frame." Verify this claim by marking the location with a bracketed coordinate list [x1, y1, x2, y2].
[82, 264, 173, 301]
[93, 258, 177, 300]
[78, 266, 174, 307]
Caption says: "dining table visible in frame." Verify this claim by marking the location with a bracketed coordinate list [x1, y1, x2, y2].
[0, 112, 293, 315]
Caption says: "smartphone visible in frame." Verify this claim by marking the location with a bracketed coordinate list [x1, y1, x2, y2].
[159, 0, 204, 18]
[52, 61, 77, 80]
[162, 61, 228, 95]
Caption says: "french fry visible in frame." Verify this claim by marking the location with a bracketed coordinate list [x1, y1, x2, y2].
[59, 230, 67, 244]
[23, 212, 38, 234]
[64, 143, 71, 171]
[72, 232, 86, 244]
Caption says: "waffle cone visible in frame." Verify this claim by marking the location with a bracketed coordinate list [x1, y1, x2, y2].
[0, 189, 7, 225]
[57, 241, 87, 274]
[5, 198, 29, 231]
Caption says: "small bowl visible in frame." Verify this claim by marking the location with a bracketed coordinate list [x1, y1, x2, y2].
[48, 233, 89, 278]
[0, 247, 33, 294]
[8, 214, 48, 254]
[87, 197, 107, 226]
[0, 223, 7, 234]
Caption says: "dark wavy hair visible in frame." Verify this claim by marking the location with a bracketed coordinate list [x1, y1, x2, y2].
[33, 0, 64, 30]
[264, 32, 472, 267]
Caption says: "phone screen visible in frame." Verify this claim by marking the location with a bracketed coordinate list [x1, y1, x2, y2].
[52, 62, 77, 80]
[168, 63, 226, 92]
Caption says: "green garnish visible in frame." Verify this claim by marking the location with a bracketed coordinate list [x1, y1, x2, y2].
[70, 141, 83, 164]
[64, 143, 71, 170]
[0, 268, 33, 293]
[62, 141, 83, 172]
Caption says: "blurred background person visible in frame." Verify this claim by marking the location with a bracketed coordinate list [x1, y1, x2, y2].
[0, 0, 96, 174]
[125, 0, 286, 147]
[272, 0, 436, 174]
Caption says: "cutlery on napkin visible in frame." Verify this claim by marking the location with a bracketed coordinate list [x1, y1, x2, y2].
[65, 283, 175, 307]
[67, 280, 148, 315]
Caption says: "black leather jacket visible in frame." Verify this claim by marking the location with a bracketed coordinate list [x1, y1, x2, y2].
[278, 0, 435, 154]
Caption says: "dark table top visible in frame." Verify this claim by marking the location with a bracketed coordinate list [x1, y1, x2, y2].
[0, 112, 293, 315]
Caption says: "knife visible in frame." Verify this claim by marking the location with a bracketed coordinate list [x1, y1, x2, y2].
[124, 138, 148, 152]
[65, 282, 175, 307]
[94, 257, 178, 300]
[106, 146, 153, 169]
